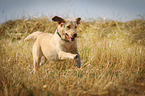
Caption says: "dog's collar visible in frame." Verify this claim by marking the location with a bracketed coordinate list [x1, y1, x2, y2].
[56, 30, 70, 42]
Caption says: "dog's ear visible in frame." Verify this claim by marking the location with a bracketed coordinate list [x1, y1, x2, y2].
[75, 17, 81, 24]
[52, 16, 65, 24]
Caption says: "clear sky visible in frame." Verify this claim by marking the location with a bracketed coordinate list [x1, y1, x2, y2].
[0, 0, 145, 23]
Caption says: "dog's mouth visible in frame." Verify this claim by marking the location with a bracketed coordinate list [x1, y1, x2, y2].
[65, 33, 76, 42]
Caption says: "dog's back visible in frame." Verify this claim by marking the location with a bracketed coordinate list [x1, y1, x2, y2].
[24, 31, 44, 41]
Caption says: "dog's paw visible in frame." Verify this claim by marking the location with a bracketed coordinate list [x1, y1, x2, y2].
[74, 54, 78, 59]
[71, 54, 78, 59]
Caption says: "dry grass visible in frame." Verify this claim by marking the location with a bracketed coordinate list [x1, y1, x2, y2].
[0, 17, 145, 96]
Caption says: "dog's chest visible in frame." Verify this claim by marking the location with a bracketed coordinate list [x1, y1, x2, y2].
[63, 42, 76, 52]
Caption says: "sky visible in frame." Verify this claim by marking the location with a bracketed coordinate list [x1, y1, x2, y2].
[0, 0, 145, 23]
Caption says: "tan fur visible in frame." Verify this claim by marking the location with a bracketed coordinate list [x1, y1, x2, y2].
[25, 16, 81, 73]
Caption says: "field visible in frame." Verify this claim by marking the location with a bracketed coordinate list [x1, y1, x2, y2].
[0, 17, 145, 96]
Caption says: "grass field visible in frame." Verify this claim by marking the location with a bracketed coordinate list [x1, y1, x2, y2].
[0, 17, 145, 96]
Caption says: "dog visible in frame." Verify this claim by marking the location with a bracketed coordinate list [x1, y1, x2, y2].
[25, 16, 81, 73]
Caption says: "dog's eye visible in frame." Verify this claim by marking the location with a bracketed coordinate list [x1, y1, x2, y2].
[67, 26, 71, 29]
[75, 26, 77, 29]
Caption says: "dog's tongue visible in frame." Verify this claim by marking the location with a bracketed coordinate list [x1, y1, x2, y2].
[66, 34, 75, 42]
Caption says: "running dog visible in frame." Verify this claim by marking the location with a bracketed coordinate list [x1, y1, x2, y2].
[25, 16, 81, 73]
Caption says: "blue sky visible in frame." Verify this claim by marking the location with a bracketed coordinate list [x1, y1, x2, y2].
[0, 0, 145, 23]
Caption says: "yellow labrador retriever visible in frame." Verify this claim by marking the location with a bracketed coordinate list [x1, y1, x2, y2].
[25, 16, 81, 73]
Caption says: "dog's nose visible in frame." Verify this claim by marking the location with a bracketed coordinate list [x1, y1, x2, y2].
[73, 33, 77, 37]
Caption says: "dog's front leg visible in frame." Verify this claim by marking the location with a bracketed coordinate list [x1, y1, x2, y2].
[75, 53, 81, 68]
[72, 49, 81, 68]
[58, 51, 78, 60]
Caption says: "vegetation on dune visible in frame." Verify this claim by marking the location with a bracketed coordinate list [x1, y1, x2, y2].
[0, 17, 145, 96]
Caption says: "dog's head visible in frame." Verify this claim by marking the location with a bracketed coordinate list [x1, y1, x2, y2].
[52, 16, 81, 42]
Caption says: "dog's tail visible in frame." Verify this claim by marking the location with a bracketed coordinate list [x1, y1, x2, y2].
[24, 31, 43, 41]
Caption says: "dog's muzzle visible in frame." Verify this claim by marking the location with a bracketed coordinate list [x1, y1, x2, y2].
[65, 33, 77, 42]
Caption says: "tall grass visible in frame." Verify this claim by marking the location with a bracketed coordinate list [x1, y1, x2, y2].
[0, 17, 145, 96]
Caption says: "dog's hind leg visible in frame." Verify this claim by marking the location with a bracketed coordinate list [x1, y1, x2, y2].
[32, 42, 43, 74]
[39, 56, 46, 66]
